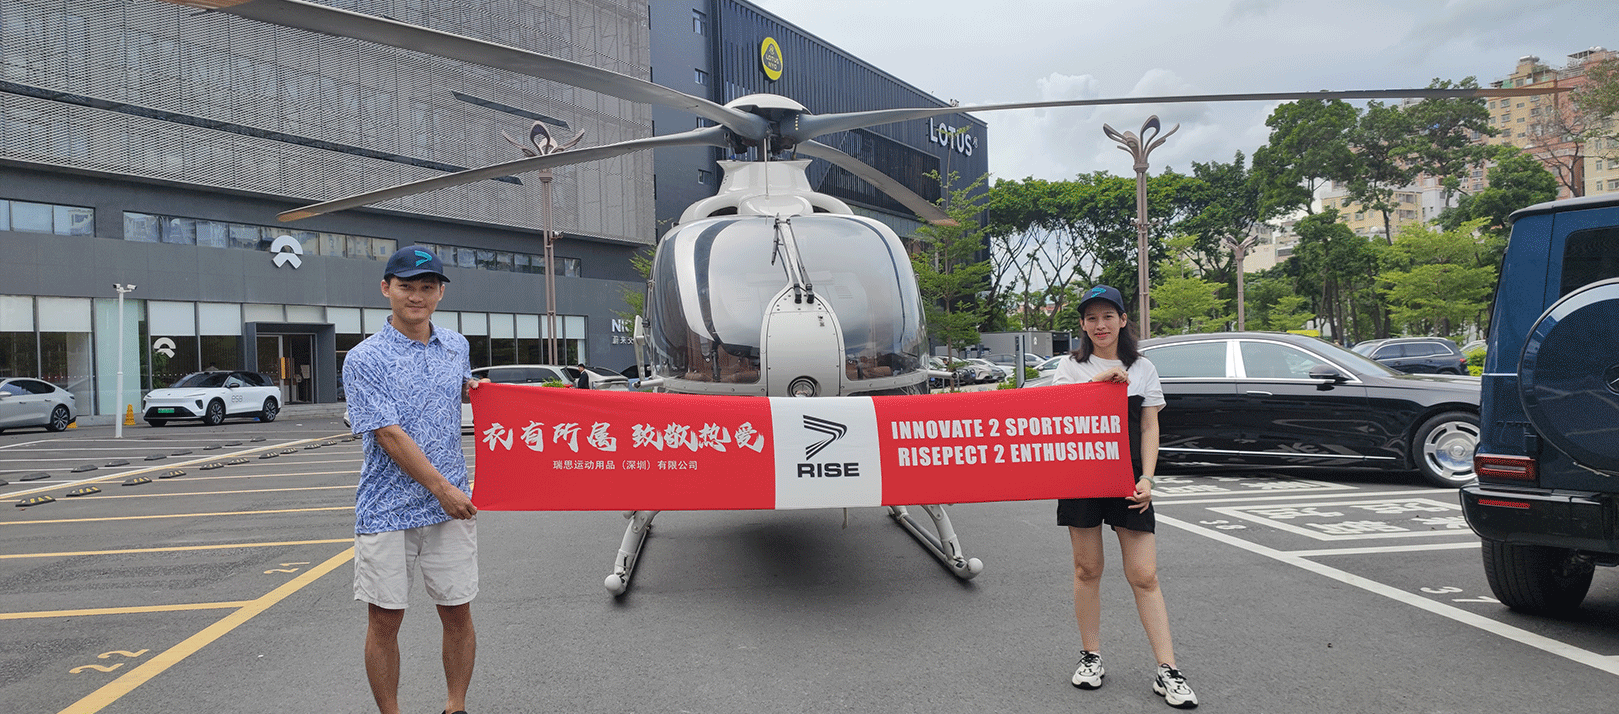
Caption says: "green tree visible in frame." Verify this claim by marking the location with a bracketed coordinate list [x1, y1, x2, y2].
[1150, 236, 1231, 335]
[1242, 269, 1315, 332]
[1263, 295, 1314, 332]
[1439, 146, 1560, 240]
[1403, 77, 1497, 201]
[1576, 56, 1619, 160]
[1378, 220, 1496, 338]
[1345, 101, 1417, 245]
[1294, 209, 1379, 343]
[1251, 98, 1358, 218]
[614, 247, 653, 323]
[914, 172, 992, 355]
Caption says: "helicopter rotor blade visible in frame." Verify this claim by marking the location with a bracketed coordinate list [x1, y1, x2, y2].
[787, 87, 1564, 144]
[796, 142, 957, 227]
[278, 126, 731, 222]
[161, 0, 769, 141]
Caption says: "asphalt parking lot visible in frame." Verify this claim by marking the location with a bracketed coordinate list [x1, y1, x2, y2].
[2, 413, 1617, 713]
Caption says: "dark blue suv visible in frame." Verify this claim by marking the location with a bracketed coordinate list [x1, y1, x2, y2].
[1460, 193, 1619, 615]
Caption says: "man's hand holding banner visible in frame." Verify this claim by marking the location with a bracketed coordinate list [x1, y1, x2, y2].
[469, 383, 1135, 511]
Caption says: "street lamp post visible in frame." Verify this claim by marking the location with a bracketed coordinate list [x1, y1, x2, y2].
[503, 122, 584, 364]
[113, 283, 136, 438]
[1103, 116, 1178, 336]
[1223, 234, 1259, 331]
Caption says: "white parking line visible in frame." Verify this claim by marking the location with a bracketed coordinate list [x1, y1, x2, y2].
[0, 439, 54, 451]
[1162, 488, 1457, 505]
[1160, 514, 1619, 676]
[1288, 542, 1481, 557]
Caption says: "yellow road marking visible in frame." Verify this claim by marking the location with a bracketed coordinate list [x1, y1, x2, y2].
[0, 601, 253, 620]
[2, 506, 351, 526]
[58, 547, 354, 714]
[0, 537, 350, 560]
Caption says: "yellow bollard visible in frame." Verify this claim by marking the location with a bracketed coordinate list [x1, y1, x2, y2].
[123, 404, 135, 426]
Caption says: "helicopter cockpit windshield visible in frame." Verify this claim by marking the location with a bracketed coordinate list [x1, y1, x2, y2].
[649, 214, 926, 389]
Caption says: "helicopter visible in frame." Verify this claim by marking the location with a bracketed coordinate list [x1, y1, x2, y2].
[159, 0, 1557, 595]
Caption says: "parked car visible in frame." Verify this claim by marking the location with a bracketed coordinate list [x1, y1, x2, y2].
[1460, 192, 1619, 615]
[1133, 332, 1481, 488]
[0, 377, 77, 433]
[986, 352, 1045, 370]
[964, 358, 1008, 383]
[925, 357, 972, 389]
[1351, 337, 1469, 374]
[143, 371, 280, 426]
[458, 364, 629, 429]
[1022, 355, 1067, 388]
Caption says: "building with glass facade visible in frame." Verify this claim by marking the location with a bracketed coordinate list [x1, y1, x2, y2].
[1, 0, 985, 418]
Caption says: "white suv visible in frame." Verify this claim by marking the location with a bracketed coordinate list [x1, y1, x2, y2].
[144, 371, 280, 427]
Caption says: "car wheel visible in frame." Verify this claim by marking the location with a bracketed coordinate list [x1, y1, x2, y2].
[46, 405, 71, 432]
[1481, 539, 1593, 616]
[202, 400, 226, 426]
[1412, 410, 1479, 487]
[146, 419, 167, 427]
[260, 397, 279, 423]
[1437, 368, 1459, 375]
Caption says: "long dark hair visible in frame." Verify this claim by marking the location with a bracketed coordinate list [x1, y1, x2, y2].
[1069, 314, 1140, 368]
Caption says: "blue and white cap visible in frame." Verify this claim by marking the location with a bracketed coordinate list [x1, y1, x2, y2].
[1078, 285, 1126, 314]
[384, 246, 450, 282]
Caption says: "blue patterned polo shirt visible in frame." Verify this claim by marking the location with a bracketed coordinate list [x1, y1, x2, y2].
[343, 319, 472, 535]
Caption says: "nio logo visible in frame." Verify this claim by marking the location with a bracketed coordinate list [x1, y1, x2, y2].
[152, 337, 176, 359]
[270, 235, 304, 269]
[1605, 363, 1619, 395]
[760, 37, 783, 81]
[802, 415, 846, 459]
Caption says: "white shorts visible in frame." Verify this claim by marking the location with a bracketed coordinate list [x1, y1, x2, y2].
[354, 517, 478, 609]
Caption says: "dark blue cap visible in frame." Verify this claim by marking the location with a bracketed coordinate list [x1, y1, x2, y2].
[384, 246, 449, 282]
[1078, 285, 1126, 314]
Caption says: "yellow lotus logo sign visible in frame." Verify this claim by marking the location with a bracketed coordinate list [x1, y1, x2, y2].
[760, 37, 783, 81]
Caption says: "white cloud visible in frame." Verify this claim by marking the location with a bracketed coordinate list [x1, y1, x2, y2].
[748, 0, 1616, 181]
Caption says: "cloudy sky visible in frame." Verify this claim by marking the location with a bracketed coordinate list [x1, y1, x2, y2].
[748, 0, 1617, 183]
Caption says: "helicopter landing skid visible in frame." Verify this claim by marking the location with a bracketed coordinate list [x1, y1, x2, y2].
[604, 510, 658, 596]
[888, 505, 983, 580]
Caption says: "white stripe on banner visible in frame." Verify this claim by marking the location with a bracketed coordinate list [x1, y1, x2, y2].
[769, 397, 882, 509]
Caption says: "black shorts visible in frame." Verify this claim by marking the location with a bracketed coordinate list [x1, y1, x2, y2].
[1057, 497, 1155, 533]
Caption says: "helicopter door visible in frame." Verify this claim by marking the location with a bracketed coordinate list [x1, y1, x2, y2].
[760, 285, 846, 397]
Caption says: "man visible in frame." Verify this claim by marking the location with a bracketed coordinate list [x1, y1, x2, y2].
[573, 363, 591, 390]
[343, 246, 480, 714]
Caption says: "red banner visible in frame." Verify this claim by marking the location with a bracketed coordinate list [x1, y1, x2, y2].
[469, 382, 1133, 511]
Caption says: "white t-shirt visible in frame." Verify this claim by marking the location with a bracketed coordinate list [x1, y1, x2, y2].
[1051, 354, 1166, 409]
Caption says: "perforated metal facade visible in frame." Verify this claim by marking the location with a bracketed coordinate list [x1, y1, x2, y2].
[0, 0, 655, 244]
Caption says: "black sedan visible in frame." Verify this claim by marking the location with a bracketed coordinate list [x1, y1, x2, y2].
[1140, 332, 1481, 487]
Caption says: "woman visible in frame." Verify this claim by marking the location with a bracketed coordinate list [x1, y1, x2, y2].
[1052, 285, 1197, 709]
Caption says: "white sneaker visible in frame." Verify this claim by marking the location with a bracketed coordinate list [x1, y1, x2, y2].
[1070, 651, 1104, 689]
[1152, 663, 1198, 708]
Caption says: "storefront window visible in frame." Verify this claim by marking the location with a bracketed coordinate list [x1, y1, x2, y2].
[0, 295, 37, 378]
[229, 224, 264, 251]
[55, 205, 93, 235]
[124, 212, 161, 242]
[11, 201, 54, 233]
[37, 297, 93, 407]
[196, 220, 229, 248]
[162, 217, 197, 245]
[199, 335, 241, 371]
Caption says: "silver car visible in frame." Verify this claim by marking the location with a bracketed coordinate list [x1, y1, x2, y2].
[0, 377, 77, 433]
